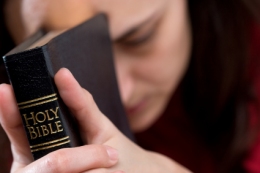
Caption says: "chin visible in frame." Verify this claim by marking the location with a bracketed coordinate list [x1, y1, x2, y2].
[127, 94, 171, 133]
[129, 107, 164, 133]
[130, 122, 151, 133]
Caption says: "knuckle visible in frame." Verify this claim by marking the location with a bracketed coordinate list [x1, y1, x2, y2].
[83, 168, 108, 173]
[75, 89, 95, 113]
[92, 145, 107, 157]
[43, 149, 69, 173]
[84, 90, 97, 106]
[89, 145, 109, 165]
[84, 89, 94, 102]
[83, 90, 98, 109]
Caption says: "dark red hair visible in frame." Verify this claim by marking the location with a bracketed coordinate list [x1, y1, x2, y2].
[185, 0, 260, 172]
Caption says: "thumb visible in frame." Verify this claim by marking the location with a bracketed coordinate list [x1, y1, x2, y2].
[54, 68, 117, 144]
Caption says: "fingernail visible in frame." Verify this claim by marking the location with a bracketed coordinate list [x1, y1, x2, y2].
[105, 145, 118, 161]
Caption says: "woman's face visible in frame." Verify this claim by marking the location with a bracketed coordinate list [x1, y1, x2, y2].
[5, 0, 191, 132]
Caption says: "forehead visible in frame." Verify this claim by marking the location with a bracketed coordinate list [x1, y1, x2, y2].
[90, 0, 167, 38]
[5, 0, 168, 42]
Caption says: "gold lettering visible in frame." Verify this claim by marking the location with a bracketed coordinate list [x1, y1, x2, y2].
[36, 127, 42, 137]
[55, 121, 63, 132]
[27, 127, 37, 139]
[48, 123, 57, 134]
[23, 112, 37, 126]
[41, 125, 49, 136]
[45, 110, 54, 120]
[50, 107, 59, 119]
[35, 112, 46, 123]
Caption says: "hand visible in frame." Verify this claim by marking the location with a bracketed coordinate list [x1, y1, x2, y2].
[0, 68, 191, 173]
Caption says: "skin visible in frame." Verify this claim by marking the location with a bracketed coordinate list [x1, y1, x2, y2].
[0, 0, 192, 172]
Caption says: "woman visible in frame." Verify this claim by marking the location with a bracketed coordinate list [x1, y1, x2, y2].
[0, 0, 260, 172]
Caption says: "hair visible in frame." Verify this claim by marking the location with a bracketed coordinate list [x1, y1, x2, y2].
[0, 1, 14, 56]
[0, 0, 260, 173]
[185, 0, 260, 172]
[0, 0, 14, 83]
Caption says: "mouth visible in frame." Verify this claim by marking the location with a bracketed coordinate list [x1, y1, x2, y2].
[126, 98, 148, 116]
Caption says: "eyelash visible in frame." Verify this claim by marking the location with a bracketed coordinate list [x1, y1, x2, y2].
[120, 29, 155, 47]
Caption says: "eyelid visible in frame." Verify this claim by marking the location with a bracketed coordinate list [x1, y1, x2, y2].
[115, 10, 162, 42]
[117, 27, 155, 46]
[115, 16, 160, 47]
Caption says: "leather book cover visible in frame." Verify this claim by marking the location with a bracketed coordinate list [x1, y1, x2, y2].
[3, 48, 82, 160]
[2, 14, 134, 160]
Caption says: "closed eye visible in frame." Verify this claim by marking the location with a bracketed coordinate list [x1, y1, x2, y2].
[117, 27, 155, 47]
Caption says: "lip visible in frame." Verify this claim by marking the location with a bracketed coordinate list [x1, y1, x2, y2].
[126, 98, 148, 116]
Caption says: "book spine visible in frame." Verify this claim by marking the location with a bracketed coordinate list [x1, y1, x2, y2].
[3, 48, 82, 160]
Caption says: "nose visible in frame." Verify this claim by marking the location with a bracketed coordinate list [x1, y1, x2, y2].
[114, 56, 134, 105]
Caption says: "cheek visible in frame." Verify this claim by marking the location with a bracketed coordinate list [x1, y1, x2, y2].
[135, 8, 191, 96]
[134, 49, 187, 96]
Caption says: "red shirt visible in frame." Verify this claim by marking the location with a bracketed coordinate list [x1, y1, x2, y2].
[135, 89, 216, 172]
[243, 23, 260, 173]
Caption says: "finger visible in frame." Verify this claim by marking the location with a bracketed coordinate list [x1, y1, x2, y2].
[83, 168, 125, 173]
[54, 68, 117, 143]
[0, 84, 33, 165]
[20, 144, 118, 173]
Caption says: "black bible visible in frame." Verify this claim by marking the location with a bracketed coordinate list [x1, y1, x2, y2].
[2, 14, 133, 160]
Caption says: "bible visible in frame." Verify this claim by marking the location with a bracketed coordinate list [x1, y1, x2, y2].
[2, 14, 133, 160]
